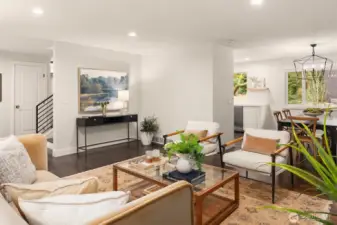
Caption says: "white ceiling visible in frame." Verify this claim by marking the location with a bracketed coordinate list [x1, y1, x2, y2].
[1, 0, 337, 61]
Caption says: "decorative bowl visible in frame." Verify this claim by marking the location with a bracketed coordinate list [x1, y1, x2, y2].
[303, 108, 324, 117]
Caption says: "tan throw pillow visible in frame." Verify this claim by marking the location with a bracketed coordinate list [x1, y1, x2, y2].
[2, 177, 98, 207]
[183, 130, 208, 139]
[242, 134, 279, 155]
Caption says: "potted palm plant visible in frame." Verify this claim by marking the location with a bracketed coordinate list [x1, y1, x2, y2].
[140, 116, 159, 146]
[164, 134, 204, 173]
[265, 109, 337, 224]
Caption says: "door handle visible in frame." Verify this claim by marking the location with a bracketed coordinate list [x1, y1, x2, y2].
[15, 105, 20, 109]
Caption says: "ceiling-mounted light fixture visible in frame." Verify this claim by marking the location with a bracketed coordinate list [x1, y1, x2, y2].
[250, 0, 263, 6]
[293, 44, 334, 80]
[32, 7, 44, 16]
[128, 32, 137, 37]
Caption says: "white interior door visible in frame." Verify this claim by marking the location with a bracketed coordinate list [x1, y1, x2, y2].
[14, 64, 46, 135]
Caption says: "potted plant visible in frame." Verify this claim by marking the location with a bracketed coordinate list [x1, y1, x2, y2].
[303, 71, 327, 116]
[95, 101, 109, 116]
[265, 109, 337, 224]
[164, 134, 204, 173]
[303, 107, 324, 117]
[140, 116, 159, 146]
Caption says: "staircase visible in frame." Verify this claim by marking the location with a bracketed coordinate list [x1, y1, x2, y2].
[36, 95, 54, 149]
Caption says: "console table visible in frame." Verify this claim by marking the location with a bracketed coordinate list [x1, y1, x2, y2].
[76, 114, 138, 158]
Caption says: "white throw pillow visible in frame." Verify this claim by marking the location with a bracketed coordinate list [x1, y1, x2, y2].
[19, 191, 130, 225]
[0, 135, 24, 151]
[0, 136, 36, 201]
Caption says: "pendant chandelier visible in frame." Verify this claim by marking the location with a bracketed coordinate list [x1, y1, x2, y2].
[294, 44, 334, 81]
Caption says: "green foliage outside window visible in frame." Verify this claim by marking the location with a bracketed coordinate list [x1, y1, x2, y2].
[234, 73, 247, 96]
[288, 72, 302, 104]
[288, 71, 327, 105]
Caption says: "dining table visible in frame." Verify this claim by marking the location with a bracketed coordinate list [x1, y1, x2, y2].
[277, 114, 337, 163]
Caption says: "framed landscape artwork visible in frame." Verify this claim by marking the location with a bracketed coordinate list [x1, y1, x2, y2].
[78, 68, 129, 113]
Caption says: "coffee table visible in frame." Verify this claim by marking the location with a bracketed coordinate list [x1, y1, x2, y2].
[113, 156, 239, 225]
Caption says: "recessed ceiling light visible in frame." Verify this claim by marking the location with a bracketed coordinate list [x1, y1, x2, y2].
[128, 32, 137, 37]
[250, 0, 263, 5]
[245, 57, 250, 61]
[32, 7, 44, 16]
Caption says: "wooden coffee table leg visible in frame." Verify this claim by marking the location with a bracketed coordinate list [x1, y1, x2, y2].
[195, 197, 203, 225]
[235, 174, 240, 204]
[113, 166, 118, 191]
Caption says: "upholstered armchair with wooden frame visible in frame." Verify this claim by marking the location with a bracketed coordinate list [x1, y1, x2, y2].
[222, 128, 294, 204]
[163, 121, 224, 166]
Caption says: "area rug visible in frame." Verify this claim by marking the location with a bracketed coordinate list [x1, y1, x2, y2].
[67, 165, 332, 225]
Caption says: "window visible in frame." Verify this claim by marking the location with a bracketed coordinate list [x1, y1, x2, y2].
[287, 70, 337, 104]
[234, 72, 247, 96]
[287, 72, 303, 104]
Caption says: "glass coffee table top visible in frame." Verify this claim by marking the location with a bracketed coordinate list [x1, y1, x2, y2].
[114, 155, 238, 193]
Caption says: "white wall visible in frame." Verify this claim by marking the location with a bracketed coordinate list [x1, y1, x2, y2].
[234, 54, 337, 110]
[53, 42, 141, 156]
[140, 43, 234, 142]
[140, 44, 213, 139]
[0, 51, 50, 137]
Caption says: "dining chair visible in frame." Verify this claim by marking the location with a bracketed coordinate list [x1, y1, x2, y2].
[273, 111, 284, 122]
[282, 109, 292, 119]
[274, 111, 290, 131]
[287, 116, 320, 160]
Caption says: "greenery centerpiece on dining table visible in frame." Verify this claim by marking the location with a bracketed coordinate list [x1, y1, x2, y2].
[164, 133, 204, 173]
[303, 70, 327, 116]
[303, 107, 325, 117]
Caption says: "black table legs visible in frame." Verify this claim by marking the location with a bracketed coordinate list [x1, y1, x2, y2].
[328, 127, 337, 163]
[76, 121, 139, 159]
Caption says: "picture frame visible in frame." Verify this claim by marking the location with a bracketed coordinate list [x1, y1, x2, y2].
[78, 68, 129, 114]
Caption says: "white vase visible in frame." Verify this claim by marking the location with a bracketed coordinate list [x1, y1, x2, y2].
[140, 132, 154, 146]
[176, 154, 193, 173]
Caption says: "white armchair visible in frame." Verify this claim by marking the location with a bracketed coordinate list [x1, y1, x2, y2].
[163, 121, 223, 164]
[222, 128, 294, 203]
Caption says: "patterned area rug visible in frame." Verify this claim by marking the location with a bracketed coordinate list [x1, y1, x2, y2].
[67, 165, 332, 225]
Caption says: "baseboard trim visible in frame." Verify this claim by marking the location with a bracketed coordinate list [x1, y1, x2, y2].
[52, 139, 138, 157]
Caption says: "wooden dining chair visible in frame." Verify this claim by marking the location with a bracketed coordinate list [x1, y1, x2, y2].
[287, 116, 319, 160]
[273, 111, 284, 122]
[274, 111, 290, 131]
[282, 109, 292, 119]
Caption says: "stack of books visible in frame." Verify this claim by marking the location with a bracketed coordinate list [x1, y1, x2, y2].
[163, 170, 205, 186]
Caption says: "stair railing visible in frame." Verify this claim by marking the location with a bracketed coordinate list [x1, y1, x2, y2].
[36, 94, 53, 133]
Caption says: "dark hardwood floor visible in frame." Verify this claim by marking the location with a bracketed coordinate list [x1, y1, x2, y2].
[48, 141, 223, 177]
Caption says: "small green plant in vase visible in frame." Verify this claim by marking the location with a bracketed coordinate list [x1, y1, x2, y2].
[95, 101, 109, 116]
[164, 134, 204, 173]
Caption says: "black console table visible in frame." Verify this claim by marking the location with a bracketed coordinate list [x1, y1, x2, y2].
[76, 114, 138, 158]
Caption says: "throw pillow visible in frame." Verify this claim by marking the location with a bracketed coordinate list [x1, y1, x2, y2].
[0, 135, 23, 151]
[19, 191, 129, 225]
[0, 136, 37, 201]
[242, 134, 279, 155]
[183, 130, 208, 139]
[2, 177, 98, 207]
